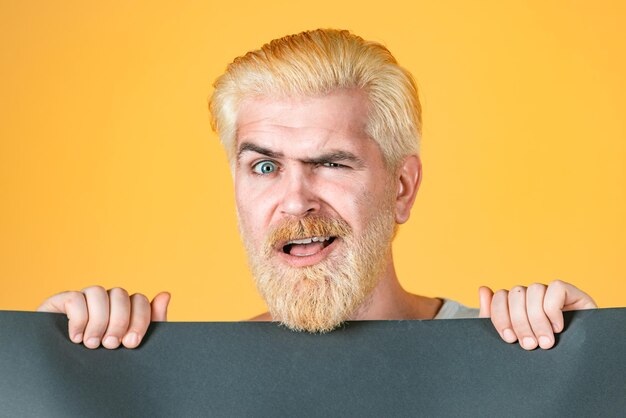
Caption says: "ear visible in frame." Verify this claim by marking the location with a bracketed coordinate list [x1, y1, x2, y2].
[394, 155, 422, 224]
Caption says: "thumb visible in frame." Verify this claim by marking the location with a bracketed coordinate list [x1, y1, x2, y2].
[478, 286, 494, 318]
[150, 291, 171, 322]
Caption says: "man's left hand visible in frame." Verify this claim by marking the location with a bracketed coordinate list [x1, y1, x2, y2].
[478, 280, 597, 350]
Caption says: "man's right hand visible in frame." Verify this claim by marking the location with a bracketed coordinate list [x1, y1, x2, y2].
[37, 286, 170, 350]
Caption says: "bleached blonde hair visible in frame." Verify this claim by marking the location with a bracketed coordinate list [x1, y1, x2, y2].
[209, 29, 422, 169]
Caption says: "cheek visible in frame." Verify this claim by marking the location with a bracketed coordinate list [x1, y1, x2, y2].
[317, 176, 377, 230]
[235, 179, 276, 241]
[350, 176, 394, 225]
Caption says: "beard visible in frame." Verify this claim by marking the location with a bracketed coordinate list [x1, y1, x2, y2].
[240, 206, 396, 333]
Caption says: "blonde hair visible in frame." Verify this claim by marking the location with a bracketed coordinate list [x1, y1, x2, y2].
[209, 29, 422, 168]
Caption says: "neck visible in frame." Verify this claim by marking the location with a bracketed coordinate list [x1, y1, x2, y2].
[349, 252, 443, 321]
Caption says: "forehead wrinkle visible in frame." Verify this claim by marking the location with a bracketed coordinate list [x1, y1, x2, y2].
[235, 98, 373, 162]
[238, 125, 350, 150]
[237, 124, 376, 167]
[237, 107, 365, 140]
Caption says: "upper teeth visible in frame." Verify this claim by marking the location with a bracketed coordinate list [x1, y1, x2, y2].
[286, 236, 331, 245]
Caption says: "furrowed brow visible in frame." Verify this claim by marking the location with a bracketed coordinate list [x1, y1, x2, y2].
[303, 151, 364, 166]
[237, 142, 284, 160]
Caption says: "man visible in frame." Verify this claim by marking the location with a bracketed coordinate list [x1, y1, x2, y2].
[38, 29, 597, 351]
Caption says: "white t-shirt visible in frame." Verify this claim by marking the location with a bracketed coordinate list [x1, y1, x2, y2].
[434, 298, 480, 319]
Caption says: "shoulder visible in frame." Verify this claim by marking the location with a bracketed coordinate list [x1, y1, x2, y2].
[434, 299, 480, 319]
[248, 312, 272, 321]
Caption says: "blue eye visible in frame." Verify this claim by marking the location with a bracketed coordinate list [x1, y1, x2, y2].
[252, 161, 277, 175]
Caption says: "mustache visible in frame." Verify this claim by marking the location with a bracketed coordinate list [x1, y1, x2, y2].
[264, 215, 352, 253]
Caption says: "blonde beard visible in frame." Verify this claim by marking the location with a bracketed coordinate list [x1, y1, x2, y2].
[241, 208, 396, 333]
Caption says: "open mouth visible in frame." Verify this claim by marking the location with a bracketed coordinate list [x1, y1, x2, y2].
[281, 236, 337, 257]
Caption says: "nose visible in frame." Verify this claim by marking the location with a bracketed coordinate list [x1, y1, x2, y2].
[278, 169, 321, 217]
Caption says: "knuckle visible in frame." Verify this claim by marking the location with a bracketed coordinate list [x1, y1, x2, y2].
[129, 318, 150, 334]
[510, 285, 526, 294]
[490, 314, 509, 329]
[109, 287, 129, 298]
[64, 293, 87, 314]
[548, 279, 566, 290]
[528, 283, 546, 292]
[494, 289, 508, 299]
[65, 291, 85, 304]
[107, 317, 130, 331]
[83, 285, 107, 294]
[508, 311, 529, 328]
[86, 319, 108, 332]
[130, 322, 149, 334]
[543, 297, 560, 313]
[130, 293, 149, 305]
[526, 309, 546, 325]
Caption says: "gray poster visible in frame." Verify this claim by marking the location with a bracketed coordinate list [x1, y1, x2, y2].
[0, 308, 624, 417]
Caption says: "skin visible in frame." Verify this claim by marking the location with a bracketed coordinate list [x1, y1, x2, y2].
[37, 89, 597, 350]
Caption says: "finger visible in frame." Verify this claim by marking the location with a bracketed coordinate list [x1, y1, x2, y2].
[508, 286, 538, 350]
[38, 291, 89, 344]
[81, 286, 110, 349]
[543, 280, 597, 333]
[478, 286, 494, 318]
[526, 283, 555, 349]
[489, 289, 517, 343]
[102, 288, 131, 349]
[150, 292, 171, 322]
[122, 293, 151, 349]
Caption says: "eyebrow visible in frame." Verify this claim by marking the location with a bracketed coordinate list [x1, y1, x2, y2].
[302, 151, 364, 166]
[237, 142, 364, 166]
[237, 142, 284, 160]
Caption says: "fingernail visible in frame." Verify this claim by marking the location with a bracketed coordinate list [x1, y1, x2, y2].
[522, 337, 537, 350]
[72, 333, 83, 343]
[124, 332, 138, 347]
[503, 328, 517, 343]
[538, 336, 552, 349]
[85, 337, 100, 348]
[103, 336, 119, 349]
[551, 322, 562, 333]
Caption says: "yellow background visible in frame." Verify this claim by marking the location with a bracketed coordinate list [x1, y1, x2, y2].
[1, 1, 624, 320]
